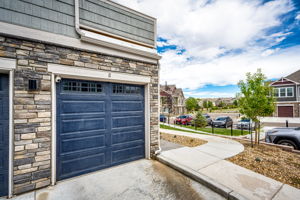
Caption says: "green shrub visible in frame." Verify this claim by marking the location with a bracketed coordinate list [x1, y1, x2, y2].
[193, 111, 207, 128]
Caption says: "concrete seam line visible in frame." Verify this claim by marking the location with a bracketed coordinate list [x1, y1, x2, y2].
[228, 191, 249, 200]
[270, 183, 284, 200]
[157, 156, 232, 199]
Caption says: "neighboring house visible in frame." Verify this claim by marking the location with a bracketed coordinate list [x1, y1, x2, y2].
[270, 70, 300, 117]
[0, 0, 160, 197]
[160, 84, 186, 115]
[198, 97, 237, 107]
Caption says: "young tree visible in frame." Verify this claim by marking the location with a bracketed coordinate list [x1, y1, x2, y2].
[237, 69, 275, 145]
[217, 101, 224, 108]
[193, 111, 207, 128]
[185, 97, 198, 112]
[203, 100, 208, 109]
[233, 99, 238, 107]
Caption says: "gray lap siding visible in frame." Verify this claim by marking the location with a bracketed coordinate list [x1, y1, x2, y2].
[0, 35, 159, 194]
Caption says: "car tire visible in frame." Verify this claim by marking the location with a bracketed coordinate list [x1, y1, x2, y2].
[277, 139, 298, 150]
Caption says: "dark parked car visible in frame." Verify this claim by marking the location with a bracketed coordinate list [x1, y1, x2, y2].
[212, 116, 233, 128]
[175, 115, 193, 125]
[160, 114, 167, 123]
[265, 127, 300, 150]
[203, 114, 212, 125]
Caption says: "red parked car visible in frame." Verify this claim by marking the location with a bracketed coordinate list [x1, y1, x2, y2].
[175, 115, 193, 125]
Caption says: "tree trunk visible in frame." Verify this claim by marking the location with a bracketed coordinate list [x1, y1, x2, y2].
[258, 121, 260, 145]
[254, 122, 258, 145]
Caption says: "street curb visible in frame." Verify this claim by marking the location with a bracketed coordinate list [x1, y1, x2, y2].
[157, 155, 249, 200]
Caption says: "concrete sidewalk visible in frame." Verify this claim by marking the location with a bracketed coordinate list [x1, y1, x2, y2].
[158, 129, 300, 200]
[1, 160, 225, 200]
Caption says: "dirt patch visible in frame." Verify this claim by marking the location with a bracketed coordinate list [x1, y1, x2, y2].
[227, 140, 300, 189]
[161, 132, 207, 147]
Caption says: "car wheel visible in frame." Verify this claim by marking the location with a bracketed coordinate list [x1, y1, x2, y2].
[277, 140, 298, 150]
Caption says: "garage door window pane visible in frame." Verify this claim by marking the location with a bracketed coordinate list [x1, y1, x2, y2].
[287, 88, 293, 97]
[63, 81, 102, 93]
[113, 84, 141, 95]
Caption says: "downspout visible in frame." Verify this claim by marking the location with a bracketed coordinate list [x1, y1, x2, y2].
[155, 60, 162, 155]
[74, 0, 84, 37]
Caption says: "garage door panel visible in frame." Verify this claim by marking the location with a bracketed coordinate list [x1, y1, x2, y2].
[60, 153, 106, 178]
[61, 135, 106, 153]
[112, 145, 144, 164]
[61, 118, 106, 133]
[61, 100, 106, 114]
[0, 124, 3, 143]
[110, 95, 144, 101]
[61, 129, 106, 139]
[0, 74, 8, 197]
[112, 116, 144, 128]
[112, 101, 143, 112]
[0, 151, 4, 169]
[278, 106, 293, 117]
[57, 80, 145, 181]
[112, 130, 144, 145]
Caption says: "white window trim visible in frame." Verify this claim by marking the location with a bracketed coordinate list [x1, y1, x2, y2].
[50, 64, 152, 186]
[0, 58, 16, 198]
[274, 87, 294, 98]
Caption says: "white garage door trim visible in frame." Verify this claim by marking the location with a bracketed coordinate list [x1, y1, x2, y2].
[0, 58, 16, 198]
[48, 64, 151, 84]
[49, 64, 151, 185]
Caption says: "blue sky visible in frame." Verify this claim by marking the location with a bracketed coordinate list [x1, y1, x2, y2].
[115, 0, 300, 98]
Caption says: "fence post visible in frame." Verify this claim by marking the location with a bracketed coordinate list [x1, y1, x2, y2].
[258, 121, 260, 145]
[249, 122, 253, 148]
[211, 122, 214, 134]
[231, 124, 233, 136]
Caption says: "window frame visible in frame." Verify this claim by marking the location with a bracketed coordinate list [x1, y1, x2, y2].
[273, 87, 294, 98]
[112, 84, 141, 95]
[62, 80, 103, 93]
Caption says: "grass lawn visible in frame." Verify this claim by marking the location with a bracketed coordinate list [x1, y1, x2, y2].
[160, 124, 200, 134]
[160, 124, 249, 136]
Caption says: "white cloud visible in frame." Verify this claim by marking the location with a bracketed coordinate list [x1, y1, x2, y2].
[113, 0, 297, 96]
[261, 48, 280, 57]
[296, 13, 300, 20]
[160, 46, 300, 90]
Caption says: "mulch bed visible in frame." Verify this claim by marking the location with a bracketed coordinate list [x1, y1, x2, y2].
[227, 140, 300, 189]
[160, 132, 207, 147]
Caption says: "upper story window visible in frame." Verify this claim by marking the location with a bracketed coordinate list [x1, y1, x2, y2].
[273, 87, 294, 97]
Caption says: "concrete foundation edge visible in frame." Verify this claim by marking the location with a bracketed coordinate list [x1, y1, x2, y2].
[156, 155, 249, 200]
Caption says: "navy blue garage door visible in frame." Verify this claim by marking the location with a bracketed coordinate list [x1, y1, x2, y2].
[0, 74, 9, 197]
[56, 79, 145, 180]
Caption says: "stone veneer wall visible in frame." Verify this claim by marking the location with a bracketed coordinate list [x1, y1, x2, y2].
[0, 35, 159, 194]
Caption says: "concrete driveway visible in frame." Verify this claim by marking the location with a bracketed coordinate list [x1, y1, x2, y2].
[8, 159, 224, 200]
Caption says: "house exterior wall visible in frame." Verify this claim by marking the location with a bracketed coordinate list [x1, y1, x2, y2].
[0, 35, 159, 195]
[0, 0, 155, 46]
